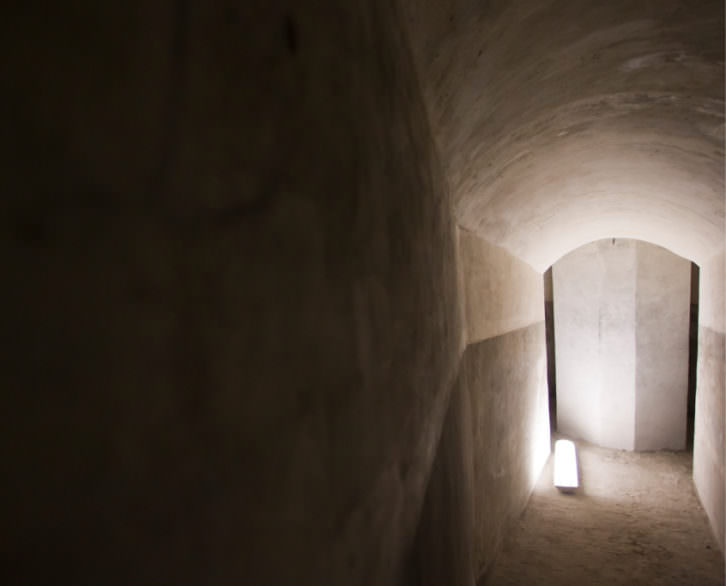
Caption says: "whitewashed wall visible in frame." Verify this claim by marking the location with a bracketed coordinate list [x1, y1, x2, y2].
[553, 239, 690, 451]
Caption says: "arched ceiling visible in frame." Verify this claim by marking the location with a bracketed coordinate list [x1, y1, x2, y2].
[401, 0, 724, 271]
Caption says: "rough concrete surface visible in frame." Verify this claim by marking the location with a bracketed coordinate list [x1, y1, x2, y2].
[464, 324, 550, 581]
[413, 323, 550, 586]
[413, 374, 476, 586]
[695, 325, 726, 552]
[487, 439, 724, 586]
[460, 229, 544, 343]
[401, 0, 724, 270]
[415, 228, 550, 586]
[1, 1, 723, 585]
[1, 3, 462, 585]
[694, 250, 726, 551]
[700, 251, 726, 332]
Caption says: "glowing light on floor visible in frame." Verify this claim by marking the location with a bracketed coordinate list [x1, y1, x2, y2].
[554, 439, 578, 492]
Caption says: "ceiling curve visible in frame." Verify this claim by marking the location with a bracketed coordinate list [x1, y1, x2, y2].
[401, 0, 724, 270]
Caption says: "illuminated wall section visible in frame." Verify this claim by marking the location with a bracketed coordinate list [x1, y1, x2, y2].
[553, 239, 690, 451]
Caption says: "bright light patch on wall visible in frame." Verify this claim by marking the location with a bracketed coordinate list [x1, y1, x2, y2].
[554, 439, 578, 492]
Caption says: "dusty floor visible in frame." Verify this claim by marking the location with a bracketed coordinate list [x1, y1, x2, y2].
[486, 437, 724, 586]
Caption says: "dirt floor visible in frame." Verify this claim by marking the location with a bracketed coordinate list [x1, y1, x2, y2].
[486, 437, 724, 585]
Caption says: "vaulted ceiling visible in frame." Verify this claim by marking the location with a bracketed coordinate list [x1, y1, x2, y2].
[401, 0, 724, 270]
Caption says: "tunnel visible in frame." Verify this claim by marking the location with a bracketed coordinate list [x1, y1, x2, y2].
[1, 1, 723, 585]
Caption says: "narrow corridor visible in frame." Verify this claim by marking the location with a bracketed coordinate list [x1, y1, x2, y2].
[487, 438, 724, 585]
[3, 3, 723, 584]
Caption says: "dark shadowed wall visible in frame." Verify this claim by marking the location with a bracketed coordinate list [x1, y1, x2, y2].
[1, 3, 464, 585]
[412, 372, 475, 586]
[2, 0, 722, 583]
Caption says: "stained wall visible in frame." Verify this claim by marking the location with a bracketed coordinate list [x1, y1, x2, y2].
[1, 4, 464, 585]
[2, 1, 723, 584]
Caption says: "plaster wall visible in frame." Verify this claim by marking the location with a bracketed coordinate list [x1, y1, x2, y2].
[399, 0, 724, 272]
[461, 234, 550, 579]
[415, 231, 549, 585]
[463, 324, 549, 581]
[635, 242, 691, 450]
[413, 373, 475, 586]
[554, 239, 690, 451]
[460, 229, 544, 343]
[693, 250, 725, 551]
[554, 239, 636, 450]
[1, 4, 464, 585]
[3, 1, 722, 584]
